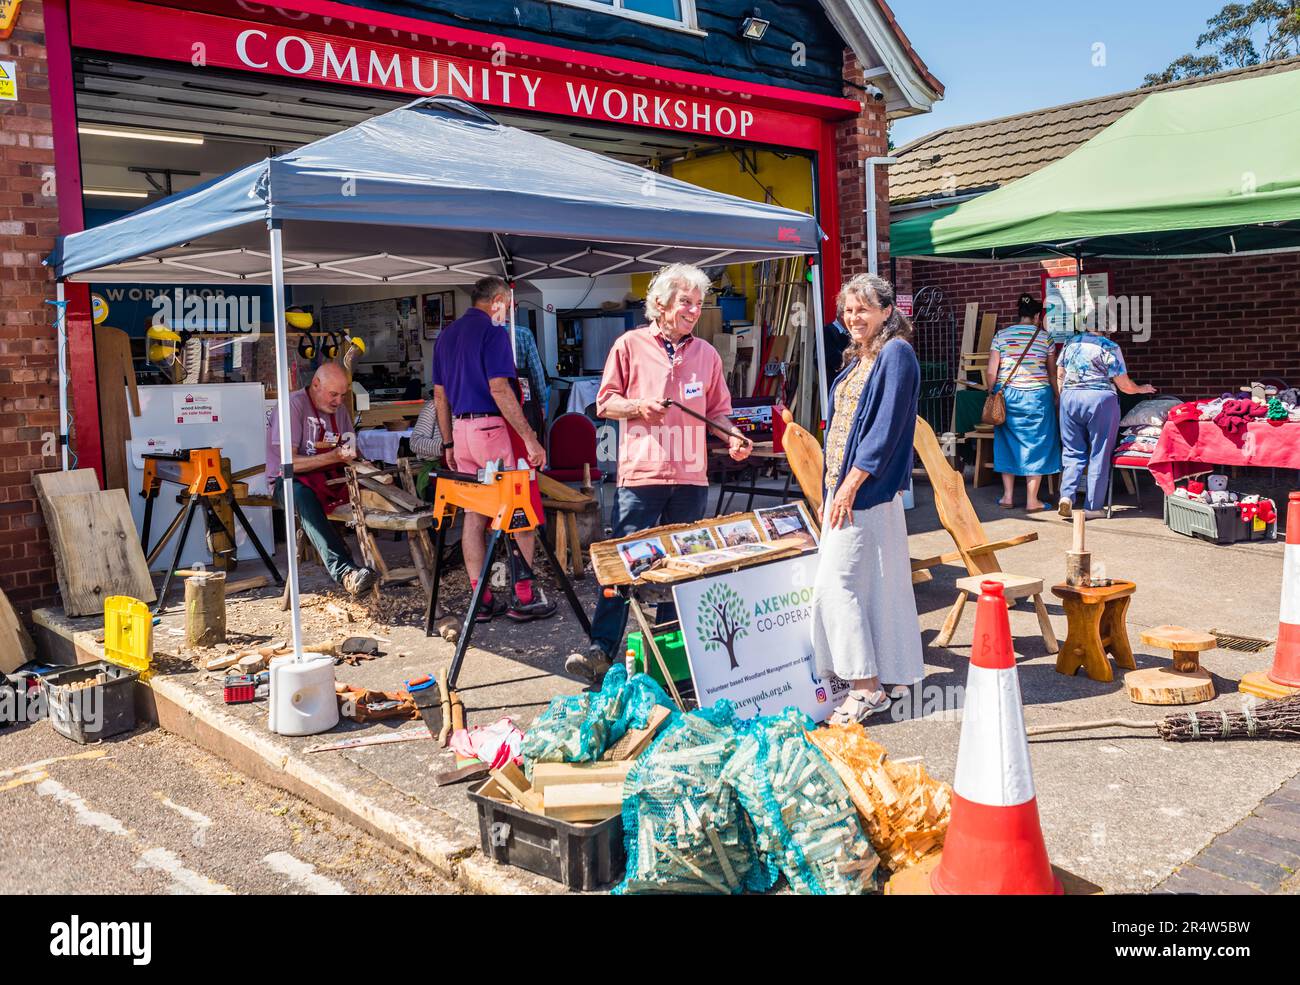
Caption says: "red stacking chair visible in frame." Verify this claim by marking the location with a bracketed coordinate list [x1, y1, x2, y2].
[544, 412, 606, 509]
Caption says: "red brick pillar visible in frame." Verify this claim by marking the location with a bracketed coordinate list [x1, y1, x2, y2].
[835, 48, 891, 284]
[0, 0, 63, 611]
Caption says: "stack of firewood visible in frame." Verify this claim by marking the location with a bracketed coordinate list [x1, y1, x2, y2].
[806, 723, 951, 871]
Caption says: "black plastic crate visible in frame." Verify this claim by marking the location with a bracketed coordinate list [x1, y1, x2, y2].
[1163, 495, 1276, 545]
[40, 660, 139, 743]
[468, 777, 624, 892]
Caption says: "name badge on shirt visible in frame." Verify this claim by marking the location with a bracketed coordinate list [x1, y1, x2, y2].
[683, 380, 704, 401]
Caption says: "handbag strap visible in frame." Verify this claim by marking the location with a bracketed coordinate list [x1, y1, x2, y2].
[995, 323, 1045, 392]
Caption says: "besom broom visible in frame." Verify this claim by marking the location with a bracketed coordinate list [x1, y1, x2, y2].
[1024, 695, 1300, 743]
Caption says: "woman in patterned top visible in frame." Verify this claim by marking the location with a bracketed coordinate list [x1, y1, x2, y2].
[988, 293, 1060, 512]
[811, 273, 924, 725]
[1056, 328, 1156, 518]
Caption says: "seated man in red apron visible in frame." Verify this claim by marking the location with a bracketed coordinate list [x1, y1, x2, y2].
[432, 276, 556, 622]
[267, 362, 376, 596]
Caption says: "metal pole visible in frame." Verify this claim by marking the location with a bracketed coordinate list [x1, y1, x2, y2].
[508, 284, 518, 369]
[54, 282, 69, 470]
[864, 156, 898, 276]
[809, 262, 828, 426]
[1075, 247, 1085, 334]
[268, 221, 304, 662]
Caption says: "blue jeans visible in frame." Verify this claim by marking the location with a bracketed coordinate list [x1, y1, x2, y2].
[589, 484, 710, 658]
[1059, 390, 1120, 511]
[275, 478, 358, 584]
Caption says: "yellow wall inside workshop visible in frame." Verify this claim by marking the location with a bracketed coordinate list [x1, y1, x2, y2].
[630, 150, 814, 318]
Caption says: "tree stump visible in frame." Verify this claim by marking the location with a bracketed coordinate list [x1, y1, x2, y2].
[185, 572, 227, 647]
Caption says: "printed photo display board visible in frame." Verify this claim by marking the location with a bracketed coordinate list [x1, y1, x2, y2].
[673, 553, 848, 723]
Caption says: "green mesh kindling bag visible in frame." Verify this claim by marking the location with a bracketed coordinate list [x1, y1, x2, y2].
[521, 665, 671, 778]
[615, 701, 773, 895]
[722, 709, 878, 895]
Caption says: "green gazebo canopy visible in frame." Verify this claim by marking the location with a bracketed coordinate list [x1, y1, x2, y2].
[891, 68, 1300, 261]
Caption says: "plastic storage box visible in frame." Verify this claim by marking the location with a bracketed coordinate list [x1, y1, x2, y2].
[41, 660, 139, 743]
[468, 777, 625, 891]
[1163, 495, 1276, 545]
[628, 629, 690, 686]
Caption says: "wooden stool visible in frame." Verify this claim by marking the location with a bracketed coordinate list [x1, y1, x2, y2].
[1125, 626, 1216, 705]
[936, 573, 1058, 654]
[1051, 580, 1137, 682]
[963, 429, 995, 488]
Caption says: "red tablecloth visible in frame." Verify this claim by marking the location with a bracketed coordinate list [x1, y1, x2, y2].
[1148, 418, 1300, 493]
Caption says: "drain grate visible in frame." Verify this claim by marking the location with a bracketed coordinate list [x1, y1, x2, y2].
[1210, 628, 1273, 653]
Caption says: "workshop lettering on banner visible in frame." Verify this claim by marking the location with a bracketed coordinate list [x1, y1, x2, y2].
[673, 554, 849, 724]
[70, 0, 827, 145]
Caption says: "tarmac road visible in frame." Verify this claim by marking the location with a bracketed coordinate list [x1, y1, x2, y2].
[0, 719, 456, 895]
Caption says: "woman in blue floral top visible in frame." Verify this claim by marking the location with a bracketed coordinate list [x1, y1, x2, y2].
[1056, 330, 1156, 518]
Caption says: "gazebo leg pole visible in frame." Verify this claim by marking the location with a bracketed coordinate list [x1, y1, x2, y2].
[268, 220, 305, 663]
[809, 261, 827, 428]
[55, 281, 70, 471]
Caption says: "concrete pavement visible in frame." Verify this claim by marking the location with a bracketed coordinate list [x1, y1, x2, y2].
[14, 474, 1300, 894]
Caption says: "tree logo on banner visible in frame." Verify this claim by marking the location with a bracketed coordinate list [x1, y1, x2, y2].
[698, 584, 751, 670]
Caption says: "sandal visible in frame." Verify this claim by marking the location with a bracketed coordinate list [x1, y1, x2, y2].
[829, 689, 891, 726]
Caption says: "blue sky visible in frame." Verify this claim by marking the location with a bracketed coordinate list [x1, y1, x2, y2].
[888, 0, 1231, 147]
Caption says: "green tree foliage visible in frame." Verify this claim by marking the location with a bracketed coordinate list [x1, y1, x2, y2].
[1144, 1, 1300, 87]
[697, 584, 751, 671]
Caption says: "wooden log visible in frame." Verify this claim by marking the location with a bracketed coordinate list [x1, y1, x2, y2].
[184, 573, 227, 647]
[1065, 551, 1091, 588]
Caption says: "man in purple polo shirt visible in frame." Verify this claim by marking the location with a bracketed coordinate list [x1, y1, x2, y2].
[432, 276, 555, 621]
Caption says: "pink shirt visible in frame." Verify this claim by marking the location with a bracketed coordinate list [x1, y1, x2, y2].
[597, 325, 731, 487]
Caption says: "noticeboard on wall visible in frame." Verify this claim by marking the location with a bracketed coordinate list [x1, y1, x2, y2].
[322, 296, 421, 365]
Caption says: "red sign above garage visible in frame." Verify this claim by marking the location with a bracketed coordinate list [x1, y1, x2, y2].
[72, 0, 856, 149]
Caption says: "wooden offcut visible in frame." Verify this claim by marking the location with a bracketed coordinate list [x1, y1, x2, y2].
[778, 406, 825, 518]
[0, 587, 35, 674]
[530, 760, 635, 792]
[35, 470, 156, 616]
[540, 782, 624, 822]
[602, 704, 672, 761]
[94, 325, 139, 492]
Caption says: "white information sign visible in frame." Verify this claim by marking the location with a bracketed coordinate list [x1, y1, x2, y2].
[672, 554, 849, 722]
[172, 389, 223, 425]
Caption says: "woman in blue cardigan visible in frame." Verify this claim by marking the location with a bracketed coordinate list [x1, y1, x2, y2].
[812, 273, 925, 724]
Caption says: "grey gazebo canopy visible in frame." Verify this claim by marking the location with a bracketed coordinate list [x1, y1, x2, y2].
[49, 96, 822, 284]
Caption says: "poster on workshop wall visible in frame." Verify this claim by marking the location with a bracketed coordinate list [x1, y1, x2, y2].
[1044, 272, 1109, 341]
[173, 389, 222, 425]
[673, 553, 849, 723]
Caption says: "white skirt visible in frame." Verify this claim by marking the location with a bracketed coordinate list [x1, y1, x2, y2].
[811, 494, 924, 685]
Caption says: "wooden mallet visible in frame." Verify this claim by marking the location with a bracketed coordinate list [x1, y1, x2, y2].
[1066, 508, 1091, 587]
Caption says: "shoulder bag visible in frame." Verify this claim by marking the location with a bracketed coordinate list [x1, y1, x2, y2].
[981, 324, 1044, 427]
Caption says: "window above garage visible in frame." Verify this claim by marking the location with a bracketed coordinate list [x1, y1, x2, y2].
[547, 0, 705, 36]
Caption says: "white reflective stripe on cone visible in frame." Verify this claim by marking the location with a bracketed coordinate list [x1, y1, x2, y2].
[1280, 543, 1300, 626]
[952, 664, 1035, 807]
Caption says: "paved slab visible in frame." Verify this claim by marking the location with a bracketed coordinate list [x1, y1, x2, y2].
[21, 477, 1300, 894]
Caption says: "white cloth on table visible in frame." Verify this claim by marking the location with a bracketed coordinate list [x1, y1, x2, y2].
[565, 377, 602, 415]
[356, 427, 412, 463]
[810, 493, 924, 685]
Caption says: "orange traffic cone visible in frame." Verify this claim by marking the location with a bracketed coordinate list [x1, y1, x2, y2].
[1242, 492, 1300, 699]
[930, 580, 1061, 895]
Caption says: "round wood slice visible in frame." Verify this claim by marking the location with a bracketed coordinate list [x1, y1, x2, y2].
[1239, 670, 1300, 701]
[1123, 667, 1214, 705]
[885, 853, 1101, 895]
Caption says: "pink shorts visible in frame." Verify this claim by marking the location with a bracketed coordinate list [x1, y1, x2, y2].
[452, 416, 515, 474]
[451, 415, 545, 524]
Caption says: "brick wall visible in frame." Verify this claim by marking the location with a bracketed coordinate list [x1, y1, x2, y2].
[837, 49, 890, 282]
[0, 0, 62, 612]
[897, 253, 1300, 400]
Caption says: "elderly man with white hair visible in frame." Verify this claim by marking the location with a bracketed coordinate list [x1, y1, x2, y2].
[566, 262, 751, 682]
[266, 362, 377, 596]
